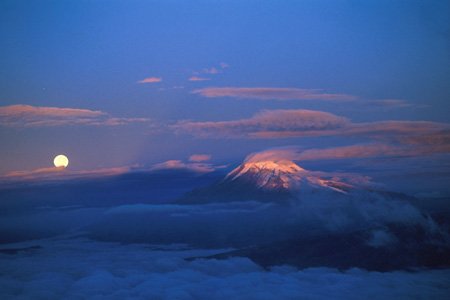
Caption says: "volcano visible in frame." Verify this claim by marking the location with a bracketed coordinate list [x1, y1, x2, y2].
[177, 156, 450, 271]
[179, 158, 357, 204]
[225, 159, 354, 193]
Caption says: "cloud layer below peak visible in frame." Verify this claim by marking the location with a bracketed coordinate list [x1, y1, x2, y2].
[1, 238, 448, 300]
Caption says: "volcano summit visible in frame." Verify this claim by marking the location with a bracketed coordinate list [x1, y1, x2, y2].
[225, 159, 354, 194]
[180, 158, 358, 204]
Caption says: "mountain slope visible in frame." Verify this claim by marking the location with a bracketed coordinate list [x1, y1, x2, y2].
[179, 159, 355, 204]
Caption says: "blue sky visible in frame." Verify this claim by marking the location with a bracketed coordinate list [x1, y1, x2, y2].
[1, 0, 449, 194]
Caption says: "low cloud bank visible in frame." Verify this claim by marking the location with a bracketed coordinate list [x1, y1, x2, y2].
[0, 238, 448, 300]
[87, 193, 435, 248]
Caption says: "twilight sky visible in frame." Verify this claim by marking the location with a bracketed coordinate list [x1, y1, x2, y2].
[1, 0, 449, 194]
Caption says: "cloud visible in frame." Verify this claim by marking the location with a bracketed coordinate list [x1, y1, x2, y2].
[0, 105, 150, 127]
[192, 63, 229, 77]
[1, 167, 67, 182]
[173, 108, 450, 158]
[366, 229, 398, 248]
[251, 120, 450, 141]
[344, 121, 448, 137]
[192, 87, 357, 101]
[0, 105, 104, 118]
[1, 166, 132, 183]
[189, 154, 212, 162]
[296, 144, 407, 161]
[244, 147, 302, 163]
[105, 202, 268, 216]
[0, 238, 448, 299]
[173, 109, 349, 138]
[189, 76, 211, 82]
[0, 157, 220, 184]
[243, 138, 450, 165]
[151, 160, 219, 173]
[138, 77, 162, 83]
[368, 99, 415, 108]
[202, 67, 220, 74]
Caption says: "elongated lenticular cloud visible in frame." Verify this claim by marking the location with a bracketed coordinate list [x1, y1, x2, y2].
[193, 87, 356, 101]
[138, 77, 162, 83]
[0, 105, 150, 127]
[189, 76, 211, 81]
[189, 154, 212, 162]
[244, 147, 302, 163]
[369, 99, 414, 108]
[151, 159, 218, 173]
[295, 144, 418, 161]
[245, 139, 450, 166]
[174, 107, 450, 148]
[173, 109, 349, 138]
[1, 166, 132, 182]
[0, 104, 104, 118]
[250, 121, 450, 141]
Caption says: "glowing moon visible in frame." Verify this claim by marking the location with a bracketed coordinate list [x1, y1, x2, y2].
[54, 154, 69, 168]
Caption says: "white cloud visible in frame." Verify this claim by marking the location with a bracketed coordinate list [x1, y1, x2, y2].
[0, 238, 448, 300]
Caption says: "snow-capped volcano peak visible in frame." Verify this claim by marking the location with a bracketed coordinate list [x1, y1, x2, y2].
[225, 159, 353, 193]
[225, 160, 307, 190]
[228, 160, 305, 179]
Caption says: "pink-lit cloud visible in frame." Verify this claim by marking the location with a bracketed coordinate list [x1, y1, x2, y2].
[244, 147, 302, 163]
[189, 76, 211, 82]
[174, 108, 449, 141]
[296, 144, 407, 161]
[189, 154, 212, 162]
[243, 145, 391, 164]
[1, 166, 132, 183]
[173, 109, 349, 138]
[173, 108, 450, 159]
[0, 159, 226, 183]
[192, 87, 357, 101]
[0, 104, 104, 118]
[151, 160, 220, 173]
[245, 139, 450, 167]
[251, 120, 450, 140]
[0, 105, 150, 127]
[344, 121, 448, 137]
[138, 77, 162, 83]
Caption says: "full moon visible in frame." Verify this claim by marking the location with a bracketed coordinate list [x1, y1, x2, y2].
[54, 154, 69, 168]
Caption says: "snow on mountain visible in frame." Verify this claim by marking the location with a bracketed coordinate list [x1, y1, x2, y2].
[224, 159, 354, 194]
[179, 158, 365, 204]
